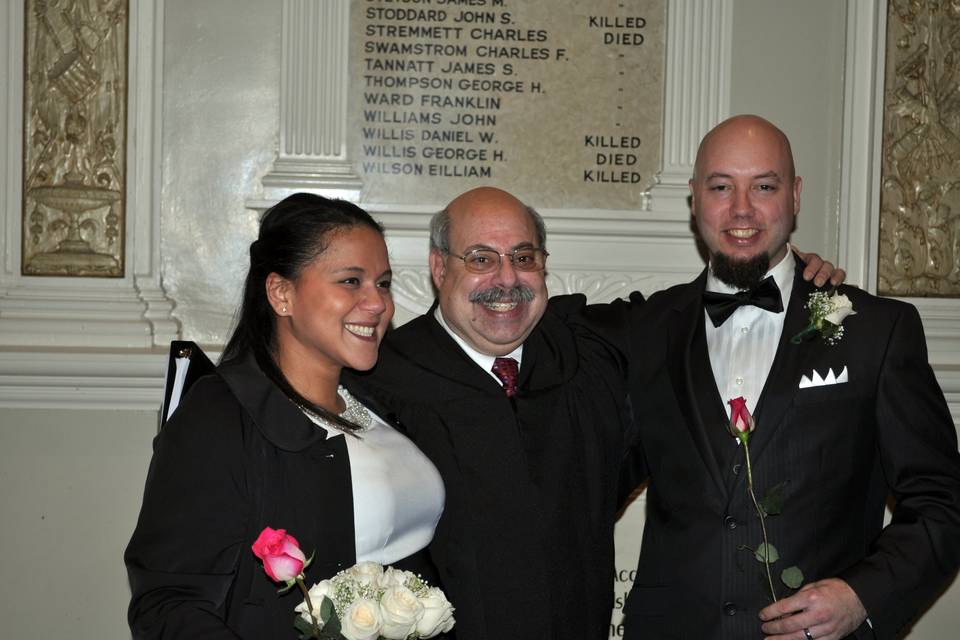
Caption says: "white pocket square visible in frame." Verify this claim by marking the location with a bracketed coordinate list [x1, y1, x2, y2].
[798, 366, 848, 389]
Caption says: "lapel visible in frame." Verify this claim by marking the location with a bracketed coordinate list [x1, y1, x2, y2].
[217, 351, 333, 452]
[744, 263, 820, 463]
[516, 302, 577, 394]
[665, 270, 730, 501]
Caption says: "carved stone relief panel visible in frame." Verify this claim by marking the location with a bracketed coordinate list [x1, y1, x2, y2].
[21, 0, 128, 277]
[878, 0, 960, 296]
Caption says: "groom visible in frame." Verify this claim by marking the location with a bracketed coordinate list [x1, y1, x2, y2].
[619, 115, 960, 639]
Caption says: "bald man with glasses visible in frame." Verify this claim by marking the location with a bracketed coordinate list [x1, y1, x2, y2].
[347, 186, 629, 640]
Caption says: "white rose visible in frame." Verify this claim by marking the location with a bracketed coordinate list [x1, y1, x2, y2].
[340, 598, 382, 640]
[824, 293, 856, 325]
[378, 566, 412, 589]
[348, 561, 385, 587]
[294, 579, 335, 626]
[380, 585, 425, 639]
[415, 587, 456, 638]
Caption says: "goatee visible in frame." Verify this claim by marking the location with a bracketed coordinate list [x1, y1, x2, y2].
[711, 252, 771, 290]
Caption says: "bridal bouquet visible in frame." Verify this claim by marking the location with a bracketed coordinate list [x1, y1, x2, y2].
[252, 527, 455, 640]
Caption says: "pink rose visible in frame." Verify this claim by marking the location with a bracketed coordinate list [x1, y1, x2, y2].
[727, 396, 755, 440]
[251, 527, 306, 583]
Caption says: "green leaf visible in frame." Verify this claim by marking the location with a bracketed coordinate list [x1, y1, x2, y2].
[318, 627, 342, 640]
[319, 596, 335, 625]
[293, 615, 314, 639]
[759, 481, 787, 516]
[754, 542, 780, 564]
[781, 566, 804, 589]
[320, 597, 342, 637]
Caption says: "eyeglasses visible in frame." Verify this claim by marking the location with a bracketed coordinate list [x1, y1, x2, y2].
[448, 247, 549, 274]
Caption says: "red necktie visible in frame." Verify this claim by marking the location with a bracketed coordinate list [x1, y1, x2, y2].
[491, 357, 519, 398]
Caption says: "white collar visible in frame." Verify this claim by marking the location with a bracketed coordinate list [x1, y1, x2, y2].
[434, 306, 523, 377]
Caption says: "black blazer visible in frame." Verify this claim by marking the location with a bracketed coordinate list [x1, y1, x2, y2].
[126, 352, 435, 638]
[619, 264, 960, 640]
[349, 294, 631, 640]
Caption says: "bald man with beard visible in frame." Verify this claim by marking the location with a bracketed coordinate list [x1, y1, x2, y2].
[618, 116, 960, 640]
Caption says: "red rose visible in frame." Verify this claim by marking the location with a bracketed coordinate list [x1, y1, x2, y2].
[727, 396, 755, 439]
[251, 527, 306, 583]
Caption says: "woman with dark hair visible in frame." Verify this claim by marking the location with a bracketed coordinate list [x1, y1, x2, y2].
[125, 193, 446, 638]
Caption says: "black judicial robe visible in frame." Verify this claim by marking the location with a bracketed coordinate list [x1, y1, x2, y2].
[349, 294, 632, 640]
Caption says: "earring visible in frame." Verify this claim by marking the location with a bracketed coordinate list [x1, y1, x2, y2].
[281, 306, 287, 314]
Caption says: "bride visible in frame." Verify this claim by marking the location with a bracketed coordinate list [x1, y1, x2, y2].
[125, 193, 447, 638]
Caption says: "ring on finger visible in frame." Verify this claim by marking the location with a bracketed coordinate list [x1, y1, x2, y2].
[803, 629, 814, 640]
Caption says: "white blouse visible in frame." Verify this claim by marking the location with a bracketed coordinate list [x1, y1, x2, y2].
[304, 392, 445, 565]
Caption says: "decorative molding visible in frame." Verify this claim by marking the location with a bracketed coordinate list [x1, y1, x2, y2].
[21, 0, 129, 277]
[131, 0, 179, 346]
[545, 272, 660, 303]
[255, 0, 362, 205]
[0, 350, 167, 410]
[0, 0, 177, 350]
[876, 0, 960, 297]
[836, 0, 960, 413]
[910, 298, 960, 362]
[0, 347, 212, 411]
[837, 0, 885, 292]
[1, 1, 21, 282]
[648, 0, 732, 213]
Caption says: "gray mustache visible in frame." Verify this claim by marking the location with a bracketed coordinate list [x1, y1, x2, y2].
[469, 286, 536, 305]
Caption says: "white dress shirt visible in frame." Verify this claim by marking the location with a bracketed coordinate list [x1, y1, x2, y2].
[305, 403, 445, 565]
[434, 306, 523, 384]
[705, 249, 795, 423]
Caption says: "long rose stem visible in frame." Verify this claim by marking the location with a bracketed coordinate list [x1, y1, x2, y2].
[743, 438, 778, 603]
[296, 576, 323, 637]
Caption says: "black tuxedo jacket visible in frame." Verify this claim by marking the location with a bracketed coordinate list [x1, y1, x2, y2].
[619, 264, 960, 640]
[349, 294, 632, 640]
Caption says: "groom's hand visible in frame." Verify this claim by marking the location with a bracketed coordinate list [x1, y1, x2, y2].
[795, 249, 846, 288]
[758, 578, 867, 640]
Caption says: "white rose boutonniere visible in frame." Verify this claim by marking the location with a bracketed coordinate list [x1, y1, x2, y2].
[791, 290, 857, 345]
[824, 293, 856, 325]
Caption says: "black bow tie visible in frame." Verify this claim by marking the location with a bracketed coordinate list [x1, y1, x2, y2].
[702, 276, 784, 327]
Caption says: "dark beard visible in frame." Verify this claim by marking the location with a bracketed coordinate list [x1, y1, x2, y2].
[712, 252, 770, 290]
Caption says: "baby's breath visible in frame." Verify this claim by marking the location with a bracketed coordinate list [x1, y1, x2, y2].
[792, 291, 855, 345]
